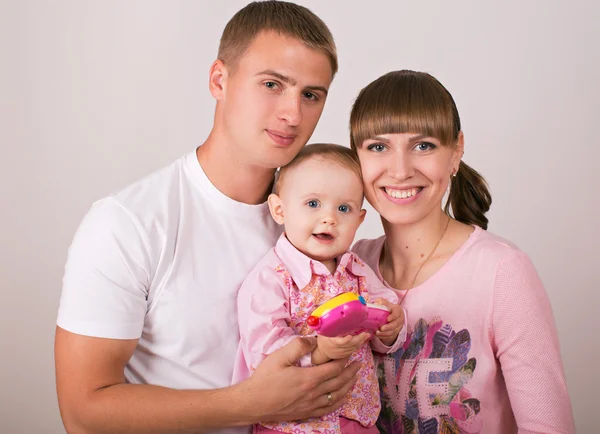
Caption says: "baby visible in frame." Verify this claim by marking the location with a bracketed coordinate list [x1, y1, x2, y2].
[233, 144, 406, 434]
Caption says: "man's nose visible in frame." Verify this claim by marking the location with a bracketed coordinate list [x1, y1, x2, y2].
[278, 94, 303, 126]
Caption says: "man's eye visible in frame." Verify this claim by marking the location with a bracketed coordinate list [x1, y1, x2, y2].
[338, 204, 350, 213]
[264, 81, 279, 89]
[303, 92, 318, 101]
[307, 200, 319, 208]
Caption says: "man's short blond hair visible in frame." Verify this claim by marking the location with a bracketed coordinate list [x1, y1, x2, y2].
[218, 1, 337, 77]
[274, 143, 362, 195]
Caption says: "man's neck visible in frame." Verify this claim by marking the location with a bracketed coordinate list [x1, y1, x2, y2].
[196, 135, 275, 205]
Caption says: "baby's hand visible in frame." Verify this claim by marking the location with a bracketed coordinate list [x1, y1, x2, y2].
[373, 298, 405, 346]
[313, 333, 370, 364]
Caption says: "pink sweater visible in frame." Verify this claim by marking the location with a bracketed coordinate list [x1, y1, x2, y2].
[352, 226, 574, 434]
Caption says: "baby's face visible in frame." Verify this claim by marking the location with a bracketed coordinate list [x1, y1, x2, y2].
[275, 157, 365, 262]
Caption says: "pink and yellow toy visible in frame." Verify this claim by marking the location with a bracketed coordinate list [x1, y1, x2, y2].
[306, 292, 390, 337]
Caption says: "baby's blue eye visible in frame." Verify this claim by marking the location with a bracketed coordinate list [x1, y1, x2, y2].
[307, 200, 319, 208]
[338, 204, 350, 213]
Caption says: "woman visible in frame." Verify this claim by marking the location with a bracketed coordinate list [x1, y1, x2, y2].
[350, 70, 574, 433]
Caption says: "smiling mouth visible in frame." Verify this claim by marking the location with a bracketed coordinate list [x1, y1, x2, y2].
[383, 187, 423, 199]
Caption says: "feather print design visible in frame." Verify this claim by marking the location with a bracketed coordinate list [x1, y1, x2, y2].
[377, 318, 482, 433]
[431, 324, 454, 358]
[418, 417, 439, 434]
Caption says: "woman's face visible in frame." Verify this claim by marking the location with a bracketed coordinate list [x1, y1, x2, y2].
[356, 132, 463, 225]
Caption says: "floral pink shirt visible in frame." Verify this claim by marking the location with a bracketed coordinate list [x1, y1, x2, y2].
[233, 234, 406, 433]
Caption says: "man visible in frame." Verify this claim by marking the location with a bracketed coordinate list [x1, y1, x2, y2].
[54, 2, 361, 433]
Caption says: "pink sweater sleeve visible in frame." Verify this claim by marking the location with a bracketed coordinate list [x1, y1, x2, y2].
[236, 266, 311, 381]
[492, 251, 575, 433]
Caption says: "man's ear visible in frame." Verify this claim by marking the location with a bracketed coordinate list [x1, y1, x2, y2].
[267, 193, 285, 225]
[359, 208, 367, 224]
[209, 59, 228, 100]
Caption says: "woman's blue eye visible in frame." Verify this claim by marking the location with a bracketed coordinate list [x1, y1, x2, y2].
[366, 143, 386, 152]
[415, 141, 436, 151]
[338, 204, 350, 213]
[307, 200, 319, 208]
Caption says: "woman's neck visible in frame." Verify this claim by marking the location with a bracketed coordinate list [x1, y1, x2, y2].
[380, 209, 452, 290]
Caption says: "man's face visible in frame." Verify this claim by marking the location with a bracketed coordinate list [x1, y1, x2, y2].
[215, 31, 333, 169]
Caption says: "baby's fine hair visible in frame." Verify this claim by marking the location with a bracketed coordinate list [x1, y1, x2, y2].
[274, 143, 361, 195]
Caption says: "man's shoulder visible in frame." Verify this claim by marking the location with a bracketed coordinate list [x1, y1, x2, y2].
[75, 151, 197, 249]
[108, 152, 191, 214]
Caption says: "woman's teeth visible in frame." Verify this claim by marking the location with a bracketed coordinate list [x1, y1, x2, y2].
[385, 187, 420, 199]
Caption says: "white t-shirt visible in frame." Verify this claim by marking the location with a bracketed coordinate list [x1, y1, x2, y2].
[57, 149, 282, 434]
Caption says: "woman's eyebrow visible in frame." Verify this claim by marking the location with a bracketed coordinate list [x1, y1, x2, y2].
[370, 136, 391, 143]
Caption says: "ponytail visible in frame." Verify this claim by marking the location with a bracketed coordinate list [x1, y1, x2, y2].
[445, 161, 492, 230]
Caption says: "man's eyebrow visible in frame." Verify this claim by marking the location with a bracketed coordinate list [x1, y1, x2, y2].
[256, 70, 328, 95]
[256, 70, 297, 86]
[305, 85, 329, 96]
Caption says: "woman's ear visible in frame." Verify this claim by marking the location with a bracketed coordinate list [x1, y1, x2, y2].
[267, 193, 285, 225]
[209, 59, 228, 100]
[453, 131, 465, 171]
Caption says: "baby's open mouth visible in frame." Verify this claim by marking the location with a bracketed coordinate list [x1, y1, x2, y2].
[313, 233, 334, 241]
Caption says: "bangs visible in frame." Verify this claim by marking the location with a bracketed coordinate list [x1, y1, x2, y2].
[350, 71, 460, 149]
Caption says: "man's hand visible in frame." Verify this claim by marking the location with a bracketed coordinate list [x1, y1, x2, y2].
[238, 337, 361, 424]
[373, 298, 405, 345]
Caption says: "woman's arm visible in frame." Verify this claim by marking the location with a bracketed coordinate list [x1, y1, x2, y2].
[492, 251, 575, 433]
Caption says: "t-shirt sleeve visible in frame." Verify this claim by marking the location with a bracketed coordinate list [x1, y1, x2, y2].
[56, 198, 151, 339]
[492, 250, 575, 433]
[235, 264, 310, 381]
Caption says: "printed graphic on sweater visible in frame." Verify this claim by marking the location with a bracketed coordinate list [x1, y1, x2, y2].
[377, 318, 482, 434]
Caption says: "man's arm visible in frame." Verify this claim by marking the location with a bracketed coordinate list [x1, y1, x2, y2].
[55, 326, 359, 434]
